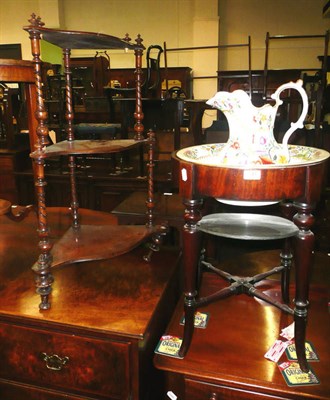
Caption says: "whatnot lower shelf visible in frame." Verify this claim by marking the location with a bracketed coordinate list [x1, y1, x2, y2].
[30, 139, 146, 159]
[32, 223, 153, 271]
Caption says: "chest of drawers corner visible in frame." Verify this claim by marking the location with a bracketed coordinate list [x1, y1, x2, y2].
[0, 219, 182, 400]
[0, 321, 136, 399]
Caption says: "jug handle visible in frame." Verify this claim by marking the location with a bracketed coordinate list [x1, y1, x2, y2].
[271, 79, 309, 148]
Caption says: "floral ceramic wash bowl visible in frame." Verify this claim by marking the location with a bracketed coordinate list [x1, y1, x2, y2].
[176, 143, 330, 169]
[204, 80, 309, 166]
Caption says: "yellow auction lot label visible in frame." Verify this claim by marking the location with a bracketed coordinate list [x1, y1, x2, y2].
[285, 341, 319, 361]
[180, 311, 210, 328]
[278, 361, 320, 387]
[155, 335, 183, 358]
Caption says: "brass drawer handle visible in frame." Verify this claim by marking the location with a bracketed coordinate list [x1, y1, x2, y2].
[209, 393, 218, 400]
[41, 352, 69, 371]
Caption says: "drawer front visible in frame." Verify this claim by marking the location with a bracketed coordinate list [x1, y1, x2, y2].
[0, 322, 132, 399]
[185, 378, 285, 400]
[0, 380, 87, 400]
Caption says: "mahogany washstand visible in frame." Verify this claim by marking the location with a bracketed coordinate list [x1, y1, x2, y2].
[173, 143, 329, 372]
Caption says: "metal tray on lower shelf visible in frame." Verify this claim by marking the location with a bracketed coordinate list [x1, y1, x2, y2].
[197, 213, 299, 240]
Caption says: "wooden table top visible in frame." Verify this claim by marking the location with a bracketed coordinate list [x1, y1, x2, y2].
[0, 207, 181, 339]
[154, 250, 330, 399]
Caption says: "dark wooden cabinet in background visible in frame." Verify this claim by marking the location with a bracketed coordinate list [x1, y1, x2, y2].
[0, 148, 30, 203]
[0, 59, 37, 204]
[109, 66, 193, 99]
[16, 167, 153, 212]
[70, 58, 193, 100]
[217, 69, 309, 120]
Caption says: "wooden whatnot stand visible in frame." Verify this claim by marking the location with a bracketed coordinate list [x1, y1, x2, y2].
[172, 144, 329, 373]
[24, 15, 163, 310]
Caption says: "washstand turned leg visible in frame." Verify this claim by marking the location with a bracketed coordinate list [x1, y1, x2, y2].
[179, 199, 203, 358]
[293, 202, 315, 372]
[280, 242, 293, 305]
[280, 201, 296, 304]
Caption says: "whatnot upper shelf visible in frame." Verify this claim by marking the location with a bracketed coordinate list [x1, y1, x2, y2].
[30, 139, 147, 159]
[24, 23, 141, 51]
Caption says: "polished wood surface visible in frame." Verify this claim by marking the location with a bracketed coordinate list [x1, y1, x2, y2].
[0, 207, 167, 333]
[154, 249, 330, 399]
[0, 208, 181, 399]
[0, 59, 35, 82]
[174, 153, 328, 203]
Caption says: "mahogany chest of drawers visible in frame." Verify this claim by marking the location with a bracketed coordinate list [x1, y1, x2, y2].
[0, 209, 181, 399]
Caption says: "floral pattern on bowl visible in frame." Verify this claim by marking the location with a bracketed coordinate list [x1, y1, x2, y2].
[177, 143, 330, 168]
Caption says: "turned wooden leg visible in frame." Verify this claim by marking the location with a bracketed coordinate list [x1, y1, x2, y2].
[280, 246, 292, 305]
[68, 155, 79, 229]
[293, 201, 315, 372]
[179, 198, 203, 358]
[280, 202, 296, 304]
[32, 158, 54, 310]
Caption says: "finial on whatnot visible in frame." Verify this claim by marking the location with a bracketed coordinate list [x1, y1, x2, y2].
[135, 34, 143, 47]
[28, 13, 45, 27]
[122, 33, 132, 43]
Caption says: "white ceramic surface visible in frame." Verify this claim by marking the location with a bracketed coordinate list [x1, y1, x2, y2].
[177, 143, 330, 169]
[205, 80, 309, 165]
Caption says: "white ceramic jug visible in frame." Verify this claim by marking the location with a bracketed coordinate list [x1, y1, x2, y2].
[206, 80, 309, 165]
